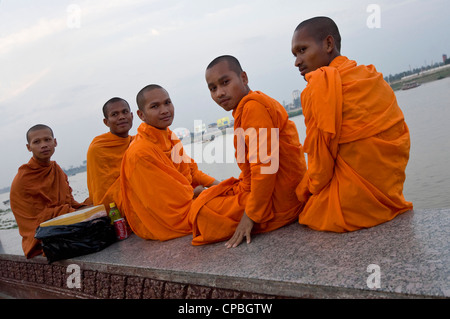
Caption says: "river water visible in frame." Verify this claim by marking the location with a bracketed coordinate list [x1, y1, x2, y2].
[1, 77, 449, 229]
[395, 77, 450, 210]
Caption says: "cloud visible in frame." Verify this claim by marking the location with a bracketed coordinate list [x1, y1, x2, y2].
[0, 68, 50, 104]
[0, 18, 66, 55]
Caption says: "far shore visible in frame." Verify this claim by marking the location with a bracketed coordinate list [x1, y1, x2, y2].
[389, 65, 450, 91]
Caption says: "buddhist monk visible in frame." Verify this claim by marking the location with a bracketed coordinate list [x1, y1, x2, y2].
[119, 84, 219, 241]
[86, 97, 133, 211]
[10, 124, 91, 258]
[291, 17, 413, 232]
[189, 55, 307, 248]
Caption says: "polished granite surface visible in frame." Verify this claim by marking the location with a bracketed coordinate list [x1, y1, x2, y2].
[1, 208, 449, 298]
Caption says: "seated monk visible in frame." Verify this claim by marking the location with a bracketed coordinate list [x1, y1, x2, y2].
[291, 17, 413, 232]
[10, 124, 91, 258]
[189, 55, 307, 248]
[119, 84, 219, 241]
[87, 97, 134, 211]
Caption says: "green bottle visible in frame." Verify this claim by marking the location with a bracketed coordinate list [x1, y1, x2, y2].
[108, 202, 121, 225]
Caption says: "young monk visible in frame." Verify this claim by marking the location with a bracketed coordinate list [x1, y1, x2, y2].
[291, 16, 413, 232]
[10, 124, 91, 258]
[86, 97, 133, 211]
[119, 84, 220, 241]
[188, 55, 307, 248]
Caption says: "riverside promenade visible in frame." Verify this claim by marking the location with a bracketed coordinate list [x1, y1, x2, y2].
[0, 208, 449, 299]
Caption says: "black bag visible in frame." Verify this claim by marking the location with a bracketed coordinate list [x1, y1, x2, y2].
[35, 216, 116, 263]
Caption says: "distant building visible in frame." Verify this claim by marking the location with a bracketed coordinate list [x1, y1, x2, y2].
[292, 90, 301, 109]
[444, 54, 450, 65]
[282, 90, 303, 112]
[217, 116, 230, 130]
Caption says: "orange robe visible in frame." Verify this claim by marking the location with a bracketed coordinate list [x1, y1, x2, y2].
[119, 123, 215, 241]
[10, 157, 90, 258]
[296, 56, 413, 232]
[189, 91, 307, 245]
[87, 132, 133, 210]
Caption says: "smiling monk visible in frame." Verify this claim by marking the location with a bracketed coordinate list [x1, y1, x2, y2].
[119, 85, 219, 241]
[188, 55, 307, 248]
[87, 97, 134, 211]
[291, 17, 413, 232]
[10, 124, 91, 258]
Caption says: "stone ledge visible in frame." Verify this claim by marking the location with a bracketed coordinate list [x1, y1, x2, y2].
[0, 257, 278, 299]
[1, 208, 449, 299]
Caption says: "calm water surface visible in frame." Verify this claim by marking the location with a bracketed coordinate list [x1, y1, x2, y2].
[395, 77, 450, 209]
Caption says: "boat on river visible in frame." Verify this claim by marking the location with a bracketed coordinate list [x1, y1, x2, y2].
[402, 82, 421, 90]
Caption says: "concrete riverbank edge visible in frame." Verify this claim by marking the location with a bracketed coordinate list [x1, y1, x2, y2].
[1, 208, 449, 299]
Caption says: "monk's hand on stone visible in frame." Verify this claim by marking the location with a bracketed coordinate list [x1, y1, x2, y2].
[225, 212, 254, 249]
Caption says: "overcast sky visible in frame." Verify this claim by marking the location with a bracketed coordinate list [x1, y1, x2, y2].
[1, 0, 449, 189]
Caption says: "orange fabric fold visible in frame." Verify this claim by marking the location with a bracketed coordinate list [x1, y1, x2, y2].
[10, 157, 90, 258]
[296, 56, 413, 232]
[189, 91, 307, 245]
[119, 123, 215, 241]
[86, 132, 133, 210]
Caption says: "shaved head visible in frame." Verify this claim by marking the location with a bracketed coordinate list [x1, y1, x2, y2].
[295, 16, 341, 52]
[136, 84, 164, 111]
[206, 55, 243, 76]
[26, 124, 54, 143]
[102, 97, 130, 118]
